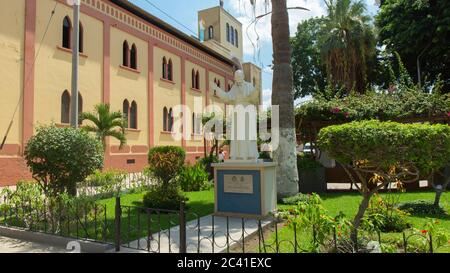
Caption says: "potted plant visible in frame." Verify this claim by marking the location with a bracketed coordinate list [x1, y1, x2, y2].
[297, 153, 326, 193]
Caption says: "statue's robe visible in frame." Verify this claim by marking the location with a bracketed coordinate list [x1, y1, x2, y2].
[215, 82, 260, 161]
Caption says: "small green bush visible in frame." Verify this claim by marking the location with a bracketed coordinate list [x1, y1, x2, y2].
[281, 193, 310, 205]
[24, 125, 104, 196]
[178, 163, 211, 192]
[147, 146, 186, 186]
[142, 185, 187, 211]
[363, 195, 411, 233]
[397, 200, 447, 216]
[297, 153, 323, 171]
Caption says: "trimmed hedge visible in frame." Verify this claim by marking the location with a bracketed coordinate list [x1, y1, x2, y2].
[317, 120, 450, 174]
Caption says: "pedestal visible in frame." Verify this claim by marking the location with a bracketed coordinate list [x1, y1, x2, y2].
[212, 161, 277, 218]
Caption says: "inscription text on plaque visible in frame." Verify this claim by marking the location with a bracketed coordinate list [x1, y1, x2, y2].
[223, 175, 254, 194]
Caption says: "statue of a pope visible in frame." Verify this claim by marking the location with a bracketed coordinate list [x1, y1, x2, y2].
[210, 69, 260, 162]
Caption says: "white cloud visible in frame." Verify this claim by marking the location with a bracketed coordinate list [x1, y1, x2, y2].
[227, 0, 326, 57]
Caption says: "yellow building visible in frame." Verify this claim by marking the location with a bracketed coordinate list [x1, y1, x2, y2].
[0, 0, 262, 186]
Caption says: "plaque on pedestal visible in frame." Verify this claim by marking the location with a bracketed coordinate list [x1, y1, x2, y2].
[212, 161, 277, 218]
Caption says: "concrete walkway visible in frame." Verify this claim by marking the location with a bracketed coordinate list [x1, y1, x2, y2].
[124, 215, 273, 253]
[0, 236, 68, 253]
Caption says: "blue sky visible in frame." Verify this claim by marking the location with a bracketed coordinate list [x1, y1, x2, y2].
[130, 0, 380, 107]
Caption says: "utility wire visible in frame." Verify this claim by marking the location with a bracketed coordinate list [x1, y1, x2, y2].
[1, 2, 59, 150]
[141, 0, 198, 37]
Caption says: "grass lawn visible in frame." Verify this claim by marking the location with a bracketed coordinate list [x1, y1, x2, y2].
[94, 189, 215, 245]
[266, 190, 450, 253]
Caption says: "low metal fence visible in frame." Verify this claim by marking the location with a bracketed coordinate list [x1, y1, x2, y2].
[0, 195, 440, 253]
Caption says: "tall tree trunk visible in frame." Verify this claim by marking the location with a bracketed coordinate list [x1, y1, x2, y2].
[271, 0, 299, 198]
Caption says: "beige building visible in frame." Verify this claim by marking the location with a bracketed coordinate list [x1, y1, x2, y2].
[0, 0, 262, 186]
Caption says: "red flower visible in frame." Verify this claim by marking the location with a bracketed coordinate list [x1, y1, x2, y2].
[344, 112, 350, 118]
[447, 112, 450, 117]
[331, 107, 341, 114]
[421, 230, 428, 234]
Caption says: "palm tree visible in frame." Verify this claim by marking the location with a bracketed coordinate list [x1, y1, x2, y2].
[321, 0, 376, 93]
[80, 103, 127, 150]
[270, 0, 299, 198]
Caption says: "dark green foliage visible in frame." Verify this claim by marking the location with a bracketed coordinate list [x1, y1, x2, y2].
[147, 146, 186, 186]
[317, 120, 450, 174]
[24, 125, 104, 196]
[297, 153, 323, 171]
[291, 17, 327, 99]
[281, 193, 310, 205]
[142, 184, 187, 211]
[376, 0, 450, 90]
[397, 200, 448, 216]
[297, 87, 450, 123]
[178, 163, 211, 192]
[198, 155, 219, 180]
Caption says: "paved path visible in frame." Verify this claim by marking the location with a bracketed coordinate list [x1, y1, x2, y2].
[125, 215, 273, 253]
[0, 236, 68, 253]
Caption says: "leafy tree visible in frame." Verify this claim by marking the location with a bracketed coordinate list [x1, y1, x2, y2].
[291, 17, 327, 99]
[318, 120, 450, 244]
[24, 125, 104, 196]
[376, 0, 450, 90]
[321, 0, 377, 93]
[80, 103, 127, 150]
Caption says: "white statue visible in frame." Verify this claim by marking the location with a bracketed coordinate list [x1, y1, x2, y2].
[210, 69, 260, 162]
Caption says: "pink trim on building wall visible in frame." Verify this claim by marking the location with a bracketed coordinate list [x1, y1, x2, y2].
[148, 40, 155, 148]
[181, 56, 187, 148]
[22, 0, 37, 154]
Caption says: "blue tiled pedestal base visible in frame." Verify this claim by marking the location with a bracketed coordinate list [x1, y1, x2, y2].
[212, 162, 277, 218]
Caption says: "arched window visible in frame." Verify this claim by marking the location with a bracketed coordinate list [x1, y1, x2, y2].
[78, 93, 83, 125]
[62, 16, 72, 49]
[228, 84, 231, 91]
[168, 108, 174, 132]
[79, 22, 84, 53]
[167, 59, 173, 81]
[208, 26, 214, 39]
[130, 44, 137, 69]
[123, 41, 130, 67]
[130, 101, 137, 129]
[192, 112, 196, 134]
[123, 100, 130, 128]
[195, 71, 200, 90]
[226, 23, 230, 42]
[230, 26, 234, 45]
[235, 29, 238, 47]
[61, 90, 71, 124]
[253, 77, 256, 87]
[163, 107, 168, 131]
[191, 69, 196, 89]
[162, 57, 167, 79]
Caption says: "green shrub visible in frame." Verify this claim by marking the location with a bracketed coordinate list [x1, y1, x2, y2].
[198, 155, 219, 180]
[24, 125, 104, 196]
[297, 153, 323, 171]
[363, 195, 411, 233]
[147, 146, 185, 186]
[178, 163, 211, 192]
[142, 184, 187, 211]
[281, 193, 310, 205]
[397, 200, 447, 216]
[317, 120, 450, 174]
